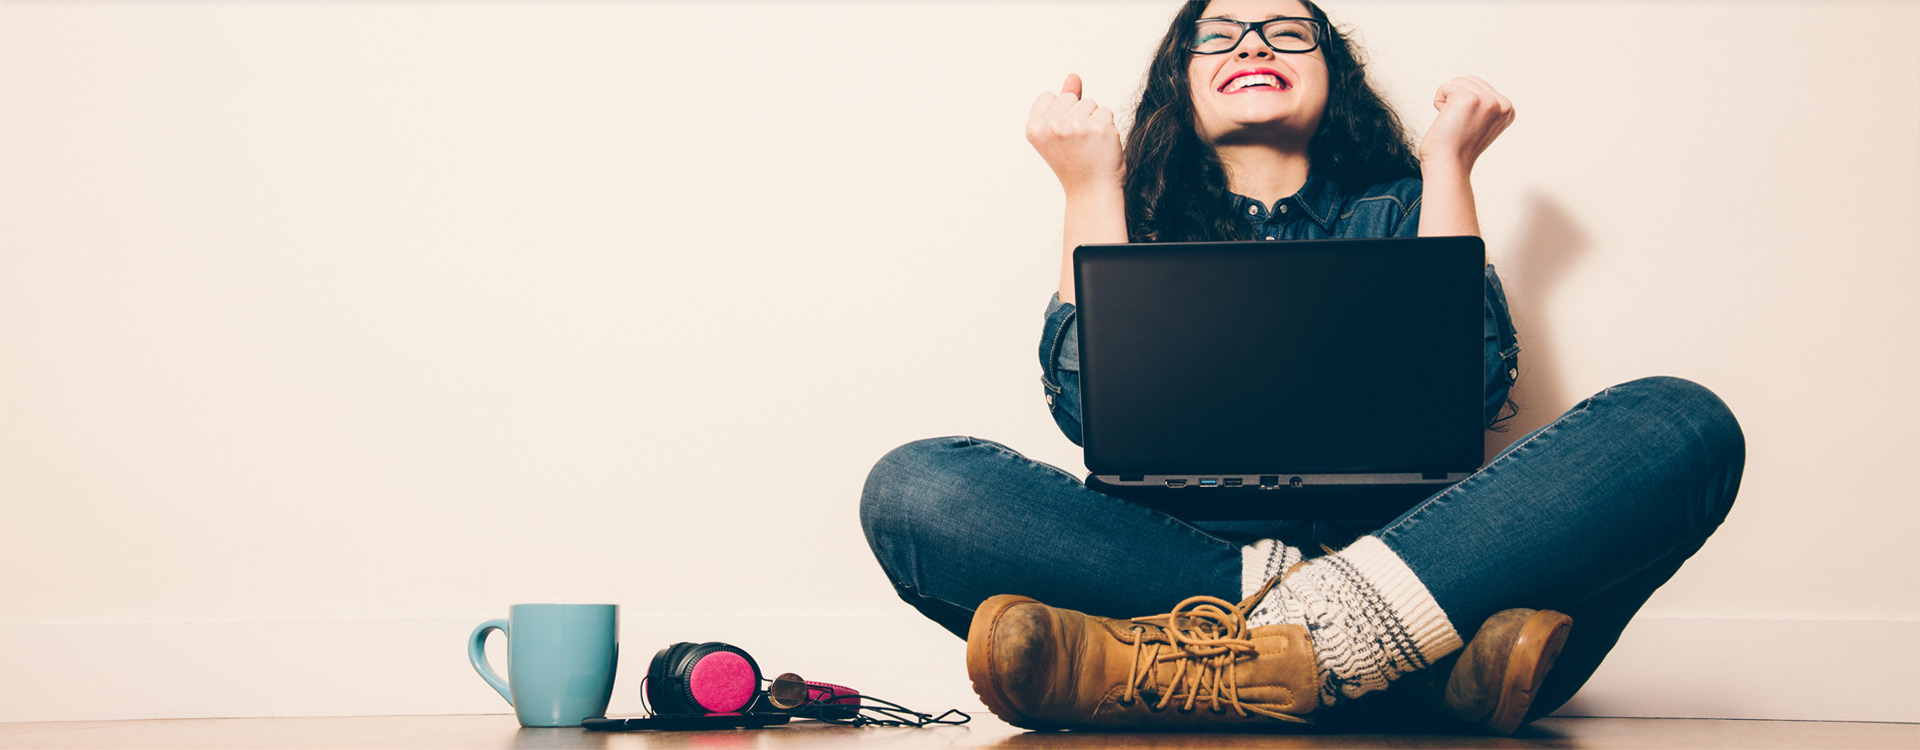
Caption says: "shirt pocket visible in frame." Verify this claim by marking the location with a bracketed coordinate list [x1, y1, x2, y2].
[1485, 266, 1520, 383]
[1482, 266, 1520, 427]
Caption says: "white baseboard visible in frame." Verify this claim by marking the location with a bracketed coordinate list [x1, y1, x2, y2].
[1551, 615, 1919, 722]
[2, 614, 1914, 724]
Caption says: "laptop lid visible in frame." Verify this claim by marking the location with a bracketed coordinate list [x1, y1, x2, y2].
[1074, 237, 1485, 493]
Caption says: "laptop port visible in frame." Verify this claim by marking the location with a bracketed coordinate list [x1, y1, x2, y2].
[1259, 475, 1280, 488]
[1223, 477, 1243, 487]
[1165, 479, 1187, 488]
[1199, 478, 1218, 487]
[1120, 475, 1144, 483]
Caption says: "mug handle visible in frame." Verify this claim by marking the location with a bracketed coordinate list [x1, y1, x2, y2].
[468, 618, 512, 705]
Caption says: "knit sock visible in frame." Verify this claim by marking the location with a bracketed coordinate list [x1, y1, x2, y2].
[1239, 538, 1305, 600]
[1243, 536, 1462, 707]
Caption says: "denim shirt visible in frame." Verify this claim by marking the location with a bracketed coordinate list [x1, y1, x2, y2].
[1039, 173, 1521, 446]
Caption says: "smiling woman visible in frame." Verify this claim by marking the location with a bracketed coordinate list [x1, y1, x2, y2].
[1129, 0, 1419, 249]
[858, 0, 1744, 738]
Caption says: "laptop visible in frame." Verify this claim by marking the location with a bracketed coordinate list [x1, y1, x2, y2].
[1073, 237, 1486, 520]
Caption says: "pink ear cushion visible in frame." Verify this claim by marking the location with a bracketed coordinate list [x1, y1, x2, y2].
[687, 651, 756, 713]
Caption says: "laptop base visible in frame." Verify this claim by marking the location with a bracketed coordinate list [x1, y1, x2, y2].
[1086, 475, 1447, 521]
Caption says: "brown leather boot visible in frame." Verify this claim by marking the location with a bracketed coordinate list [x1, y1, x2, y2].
[965, 585, 1319, 731]
[1415, 608, 1573, 735]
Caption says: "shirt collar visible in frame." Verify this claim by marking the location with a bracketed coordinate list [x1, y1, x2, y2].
[1293, 172, 1342, 232]
[1227, 172, 1342, 233]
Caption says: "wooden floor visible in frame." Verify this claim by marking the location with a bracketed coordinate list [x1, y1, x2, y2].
[1, 714, 1915, 749]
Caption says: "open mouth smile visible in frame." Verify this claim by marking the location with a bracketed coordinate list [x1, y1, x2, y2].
[1219, 68, 1292, 94]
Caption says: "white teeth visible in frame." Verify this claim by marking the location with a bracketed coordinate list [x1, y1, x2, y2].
[1227, 74, 1282, 92]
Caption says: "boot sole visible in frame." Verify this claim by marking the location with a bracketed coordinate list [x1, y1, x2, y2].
[965, 594, 1049, 730]
[1484, 609, 1573, 735]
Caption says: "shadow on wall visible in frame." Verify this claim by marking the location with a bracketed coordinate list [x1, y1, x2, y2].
[1486, 190, 1591, 460]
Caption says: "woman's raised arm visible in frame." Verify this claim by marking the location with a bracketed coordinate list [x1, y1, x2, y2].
[1416, 75, 1515, 240]
[1026, 74, 1129, 305]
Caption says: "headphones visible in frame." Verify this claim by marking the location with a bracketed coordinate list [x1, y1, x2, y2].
[644, 641, 861, 719]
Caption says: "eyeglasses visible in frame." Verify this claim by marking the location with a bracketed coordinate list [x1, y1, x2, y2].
[1188, 16, 1324, 55]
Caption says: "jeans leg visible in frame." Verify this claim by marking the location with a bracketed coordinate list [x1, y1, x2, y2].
[1373, 376, 1745, 715]
[859, 436, 1245, 639]
[1522, 529, 1712, 720]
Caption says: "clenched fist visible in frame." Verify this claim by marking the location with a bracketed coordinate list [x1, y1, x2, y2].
[1026, 74, 1125, 195]
[1420, 75, 1515, 173]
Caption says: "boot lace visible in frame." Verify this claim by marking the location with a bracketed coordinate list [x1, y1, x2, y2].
[1120, 593, 1310, 723]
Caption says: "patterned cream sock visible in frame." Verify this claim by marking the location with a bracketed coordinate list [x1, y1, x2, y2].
[1239, 538, 1304, 600]
[1244, 536, 1462, 706]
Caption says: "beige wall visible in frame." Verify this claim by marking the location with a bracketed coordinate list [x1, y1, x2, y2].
[2, 1, 1915, 723]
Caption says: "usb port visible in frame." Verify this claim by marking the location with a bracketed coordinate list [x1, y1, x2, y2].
[1165, 479, 1187, 488]
[1199, 478, 1219, 487]
[1223, 477, 1243, 487]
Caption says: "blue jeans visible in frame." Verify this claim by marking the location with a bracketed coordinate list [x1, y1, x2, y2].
[859, 376, 1744, 724]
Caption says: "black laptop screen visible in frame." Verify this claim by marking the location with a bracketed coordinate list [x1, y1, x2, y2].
[1074, 238, 1485, 476]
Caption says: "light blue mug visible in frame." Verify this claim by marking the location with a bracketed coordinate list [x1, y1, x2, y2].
[468, 603, 619, 727]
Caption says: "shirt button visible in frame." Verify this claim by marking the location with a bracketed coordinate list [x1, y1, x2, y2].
[1247, 205, 1260, 215]
[1279, 204, 1289, 214]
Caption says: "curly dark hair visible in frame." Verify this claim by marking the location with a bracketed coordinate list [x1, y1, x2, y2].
[1123, 0, 1419, 243]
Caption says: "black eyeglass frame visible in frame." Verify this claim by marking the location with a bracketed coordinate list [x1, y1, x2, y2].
[1188, 16, 1327, 55]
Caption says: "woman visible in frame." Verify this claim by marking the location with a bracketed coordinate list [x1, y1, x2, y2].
[860, 0, 1744, 735]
